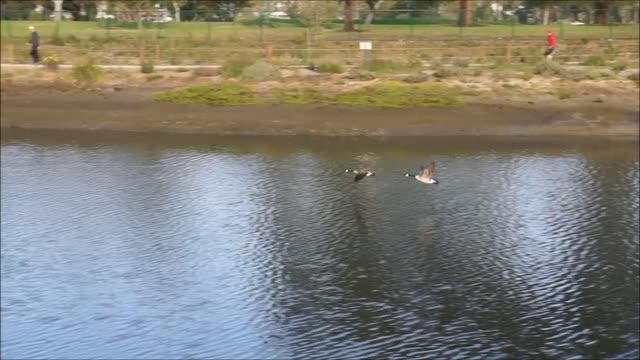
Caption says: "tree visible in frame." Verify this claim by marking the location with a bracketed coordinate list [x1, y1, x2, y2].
[458, 0, 471, 26]
[593, 0, 610, 25]
[364, 0, 383, 24]
[343, 0, 354, 31]
[171, 0, 187, 22]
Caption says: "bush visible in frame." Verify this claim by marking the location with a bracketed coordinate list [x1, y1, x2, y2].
[141, 61, 154, 74]
[520, 72, 533, 81]
[241, 61, 280, 81]
[71, 58, 103, 84]
[532, 62, 567, 77]
[345, 69, 376, 81]
[362, 59, 402, 73]
[403, 73, 429, 83]
[627, 71, 639, 83]
[611, 61, 627, 72]
[557, 88, 571, 100]
[432, 67, 462, 78]
[582, 55, 606, 66]
[316, 62, 343, 73]
[42, 55, 61, 71]
[220, 57, 254, 78]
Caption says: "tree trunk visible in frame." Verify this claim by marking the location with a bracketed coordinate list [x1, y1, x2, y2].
[344, 0, 354, 32]
[458, 0, 471, 27]
[173, 1, 181, 22]
[53, 0, 63, 22]
[542, 1, 550, 25]
[594, 0, 610, 25]
[365, 0, 384, 25]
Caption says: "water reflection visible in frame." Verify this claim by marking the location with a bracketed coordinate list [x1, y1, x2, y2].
[1, 130, 638, 359]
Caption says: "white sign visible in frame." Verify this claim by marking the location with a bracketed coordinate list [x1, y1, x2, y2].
[359, 41, 372, 50]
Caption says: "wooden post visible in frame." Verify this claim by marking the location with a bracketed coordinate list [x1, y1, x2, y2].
[267, 44, 273, 63]
[139, 39, 145, 65]
[155, 44, 160, 64]
[507, 40, 512, 63]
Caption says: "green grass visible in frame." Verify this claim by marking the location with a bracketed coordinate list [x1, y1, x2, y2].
[152, 81, 462, 108]
[153, 83, 257, 106]
[3, 20, 637, 41]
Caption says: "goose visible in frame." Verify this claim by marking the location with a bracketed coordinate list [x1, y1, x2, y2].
[345, 169, 375, 182]
[405, 161, 439, 184]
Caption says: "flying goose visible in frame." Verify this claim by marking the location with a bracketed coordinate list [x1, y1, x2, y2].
[405, 161, 438, 184]
[345, 169, 375, 182]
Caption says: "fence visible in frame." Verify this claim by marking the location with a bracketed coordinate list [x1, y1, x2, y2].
[1, 7, 638, 66]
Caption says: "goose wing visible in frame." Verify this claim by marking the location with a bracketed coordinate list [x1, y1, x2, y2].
[354, 172, 367, 182]
[419, 161, 436, 180]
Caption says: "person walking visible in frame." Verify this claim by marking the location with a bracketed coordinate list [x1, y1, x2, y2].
[28, 26, 40, 65]
[544, 29, 556, 61]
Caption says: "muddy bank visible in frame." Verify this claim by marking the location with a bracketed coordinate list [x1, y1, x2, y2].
[1, 86, 638, 136]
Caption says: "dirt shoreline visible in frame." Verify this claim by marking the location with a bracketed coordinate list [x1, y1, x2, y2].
[1, 86, 637, 137]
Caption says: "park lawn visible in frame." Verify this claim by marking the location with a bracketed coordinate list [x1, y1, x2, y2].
[2, 20, 638, 43]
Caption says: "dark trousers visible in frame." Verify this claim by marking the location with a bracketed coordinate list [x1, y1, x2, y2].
[30, 47, 39, 64]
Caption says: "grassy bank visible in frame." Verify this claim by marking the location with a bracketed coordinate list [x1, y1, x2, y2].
[152, 81, 463, 108]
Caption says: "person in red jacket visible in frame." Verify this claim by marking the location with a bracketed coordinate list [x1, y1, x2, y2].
[544, 30, 556, 61]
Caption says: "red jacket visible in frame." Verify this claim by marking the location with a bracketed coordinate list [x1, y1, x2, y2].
[547, 32, 556, 47]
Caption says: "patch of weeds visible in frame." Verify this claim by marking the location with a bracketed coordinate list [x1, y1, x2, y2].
[403, 73, 429, 83]
[453, 59, 469, 68]
[611, 61, 627, 72]
[316, 62, 343, 74]
[153, 83, 257, 106]
[334, 81, 462, 108]
[241, 61, 280, 81]
[174, 67, 190, 73]
[362, 59, 404, 74]
[71, 57, 103, 84]
[146, 74, 163, 82]
[520, 72, 533, 81]
[556, 88, 571, 100]
[345, 69, 376, 81]
[141, 61, 154, 74]
[502, 83, 520, 89]
[582, 55, 606, 67]
[532, 62, 567, 77]
[275, 88, 333, 105]
[406, 54, 423, 70]
[220, 56, 254, 78]
[432, 67, 462, 79]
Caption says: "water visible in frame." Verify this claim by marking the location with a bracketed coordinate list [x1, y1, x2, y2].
[1, 130, 638, 360]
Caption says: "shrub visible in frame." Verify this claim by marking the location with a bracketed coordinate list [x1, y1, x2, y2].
[42, 54, 62, 71]
[403, 73, 429, 83]
[345, 69, 376, 81]
[432, 67, 462, 78]
[241, 61, 280, 81]
[556, 88, 571, 100]
[627, 71, 639, 83]
[71, 57, 103, 84]
[141, 61, 154, 74]
[533, 62, 567, 77]
[520, 71, 533, 81]
[220, 57, 254, 78]
[316, 62, 343, 73]
[362, 59, 402, 73]
[153, 83, 256, 106]
[611, 61, 627, 72]
[582, 55, 606, 66]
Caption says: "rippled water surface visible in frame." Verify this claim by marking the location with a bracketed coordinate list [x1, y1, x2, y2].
[1, 130, 638, 359]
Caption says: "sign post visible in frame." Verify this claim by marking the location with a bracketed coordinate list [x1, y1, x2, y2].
[359, 41, 372, 65]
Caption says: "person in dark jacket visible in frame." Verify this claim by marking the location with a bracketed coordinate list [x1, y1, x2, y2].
[28, 26, 40, 64]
